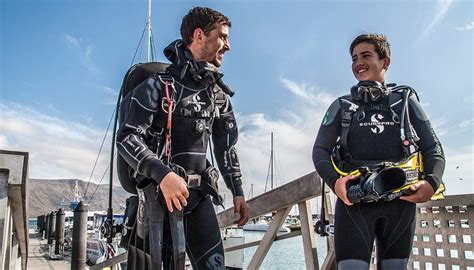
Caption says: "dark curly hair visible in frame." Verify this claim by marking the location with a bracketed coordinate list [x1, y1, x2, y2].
[180, 7, 231, 46]
[350, 33, 391, 59]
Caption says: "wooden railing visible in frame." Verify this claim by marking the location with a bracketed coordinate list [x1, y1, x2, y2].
[0, 150, 29, 270]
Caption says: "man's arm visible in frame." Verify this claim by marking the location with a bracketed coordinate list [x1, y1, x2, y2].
[212, 95, 248, 225]
[116, 76, 188, 211]
[116, 77, 172, 183]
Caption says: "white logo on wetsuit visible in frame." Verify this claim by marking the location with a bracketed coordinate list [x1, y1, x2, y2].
[359, 113, 395, 134]
[187, 94, 207, 112]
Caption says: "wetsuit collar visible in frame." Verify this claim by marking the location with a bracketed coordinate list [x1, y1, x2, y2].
[163, 40, 223, 87]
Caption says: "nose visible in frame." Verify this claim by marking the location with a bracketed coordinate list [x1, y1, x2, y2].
[224, 39, 231, 52]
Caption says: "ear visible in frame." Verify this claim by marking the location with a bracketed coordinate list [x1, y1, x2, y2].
[192, 28, 204, 45]
[383, 56, 391, 70]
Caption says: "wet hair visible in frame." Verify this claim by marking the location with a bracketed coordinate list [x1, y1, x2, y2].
[350, 33, 391, 59]
[180, 7, 231, 46]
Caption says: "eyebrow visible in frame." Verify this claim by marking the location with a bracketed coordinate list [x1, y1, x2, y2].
[352, 50, 373, 59]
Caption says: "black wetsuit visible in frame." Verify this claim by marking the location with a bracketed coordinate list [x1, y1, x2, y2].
[116, 40, 243, 269]
[312, 89, 445, 269]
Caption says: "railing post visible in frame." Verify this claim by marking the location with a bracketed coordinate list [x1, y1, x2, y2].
[298, 200, 318, 269]
[71, 201, 88, 270]
[44, 213, 50, 241]
[55, 208, 65, 256]
[247, 206, 292, 269]
[321, 184, 336, 270]
[48, 211, 56, 245]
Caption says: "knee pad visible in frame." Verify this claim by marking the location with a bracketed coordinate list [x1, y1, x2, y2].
[380, 258, 408, 270]
[337, 259, 369, 270]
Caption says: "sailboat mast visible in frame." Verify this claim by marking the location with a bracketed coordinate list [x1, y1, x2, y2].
[146, 0, 152, 62]
[271, 132, 274, 190]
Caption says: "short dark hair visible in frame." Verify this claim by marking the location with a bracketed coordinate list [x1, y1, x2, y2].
[180, 7, 231, 46]
[349, 33, 391, 59]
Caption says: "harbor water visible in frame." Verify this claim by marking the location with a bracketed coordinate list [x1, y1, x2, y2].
[242, 231, 328, 269]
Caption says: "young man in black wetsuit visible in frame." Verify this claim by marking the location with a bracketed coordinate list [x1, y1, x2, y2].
[312, 34, 445, 270]
[116, 7, 249, 269]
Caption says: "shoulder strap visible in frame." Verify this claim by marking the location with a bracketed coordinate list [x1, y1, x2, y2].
[338, 96, 360, 161]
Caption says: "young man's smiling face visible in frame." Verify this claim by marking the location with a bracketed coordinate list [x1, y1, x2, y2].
[351, 42, 390, 83]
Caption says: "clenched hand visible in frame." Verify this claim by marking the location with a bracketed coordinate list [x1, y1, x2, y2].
[159, 172, 189, 212]
[233, 196, 249, 226]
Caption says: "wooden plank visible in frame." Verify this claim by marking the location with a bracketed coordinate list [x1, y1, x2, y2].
[224, 230, 302, 252]
[247, 207, 292, 270]
[218, 172, 321, 228]
[90, 252, 128, 270]
[321, 185, 336, 270]
[299, 200, 318, 269]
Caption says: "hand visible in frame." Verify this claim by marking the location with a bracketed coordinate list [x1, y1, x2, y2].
[400, 180, 435, 203]
[334, 175, 359, 206]
[233, 196, 249, 226]
[159, 172, 189, 212]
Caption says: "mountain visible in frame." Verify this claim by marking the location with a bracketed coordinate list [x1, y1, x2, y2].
[28, 179, 132, 217]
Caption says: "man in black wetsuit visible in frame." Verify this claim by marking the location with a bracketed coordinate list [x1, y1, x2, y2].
[116, 7, 249, 269]
[312, 34, 445, 270]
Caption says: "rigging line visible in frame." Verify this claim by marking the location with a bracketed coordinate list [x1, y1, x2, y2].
[83, 109, 116, 199]
[87, 154, 114, 205]
[130, 25, 147, 66]
[264, 152, 271, 192]
[274, 149, 285, 186]
[150, 32, 157, 62]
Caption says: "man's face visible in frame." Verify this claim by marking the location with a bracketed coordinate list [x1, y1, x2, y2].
[198, 23, 230, 67]
[351, 42, 389, 83]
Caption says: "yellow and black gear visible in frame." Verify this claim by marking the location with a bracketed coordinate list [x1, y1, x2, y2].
[331, 152, 445, 202]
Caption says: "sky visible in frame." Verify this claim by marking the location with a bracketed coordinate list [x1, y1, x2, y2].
[1, 0, 473, 204]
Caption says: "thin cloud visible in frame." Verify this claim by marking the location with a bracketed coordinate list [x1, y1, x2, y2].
[280, 78, 335, 106]
[0, 103, 110, 182]
[64, 33, 98, 73]
[103, 86, 119, 96]
[64, 34, 80, 47]
[459, 119, 474, 129]
[418, 0, 454, 41]
[456, 21, 474, 31]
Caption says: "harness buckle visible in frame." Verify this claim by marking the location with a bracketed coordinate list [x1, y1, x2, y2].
[187, 174, 201, 188]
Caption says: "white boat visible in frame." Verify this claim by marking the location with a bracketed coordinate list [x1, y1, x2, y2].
[243, 217, 290, 233]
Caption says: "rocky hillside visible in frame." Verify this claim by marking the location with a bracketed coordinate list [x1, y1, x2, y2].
[28, 179, 132, 217]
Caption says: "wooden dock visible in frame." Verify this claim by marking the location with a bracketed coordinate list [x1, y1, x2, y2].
[27, 230, 71, 270]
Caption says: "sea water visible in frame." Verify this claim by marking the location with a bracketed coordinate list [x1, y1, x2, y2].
[242, 231, 328, 270]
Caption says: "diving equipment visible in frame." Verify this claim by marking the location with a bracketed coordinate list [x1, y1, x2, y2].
[332, 153, 445, 203]
[350, 80, 389, 103]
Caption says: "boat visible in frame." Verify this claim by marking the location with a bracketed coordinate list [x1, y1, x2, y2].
[243, 216, 291, 233]
[285, 216, 302, 231]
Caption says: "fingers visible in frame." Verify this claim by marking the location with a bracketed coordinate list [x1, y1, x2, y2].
[335, 176, 354, 206]
[177, 193, 188, 207]
[172, 197, 183, 211]
[237, 204, 249, 226]
[165, 198, 174, 212]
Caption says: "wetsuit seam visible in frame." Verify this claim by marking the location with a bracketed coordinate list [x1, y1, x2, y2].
[344, 204, 372, 257]
[381, 202, 414, 259]
[184, 219, 199, 270]
[195, 238, 223, 264]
